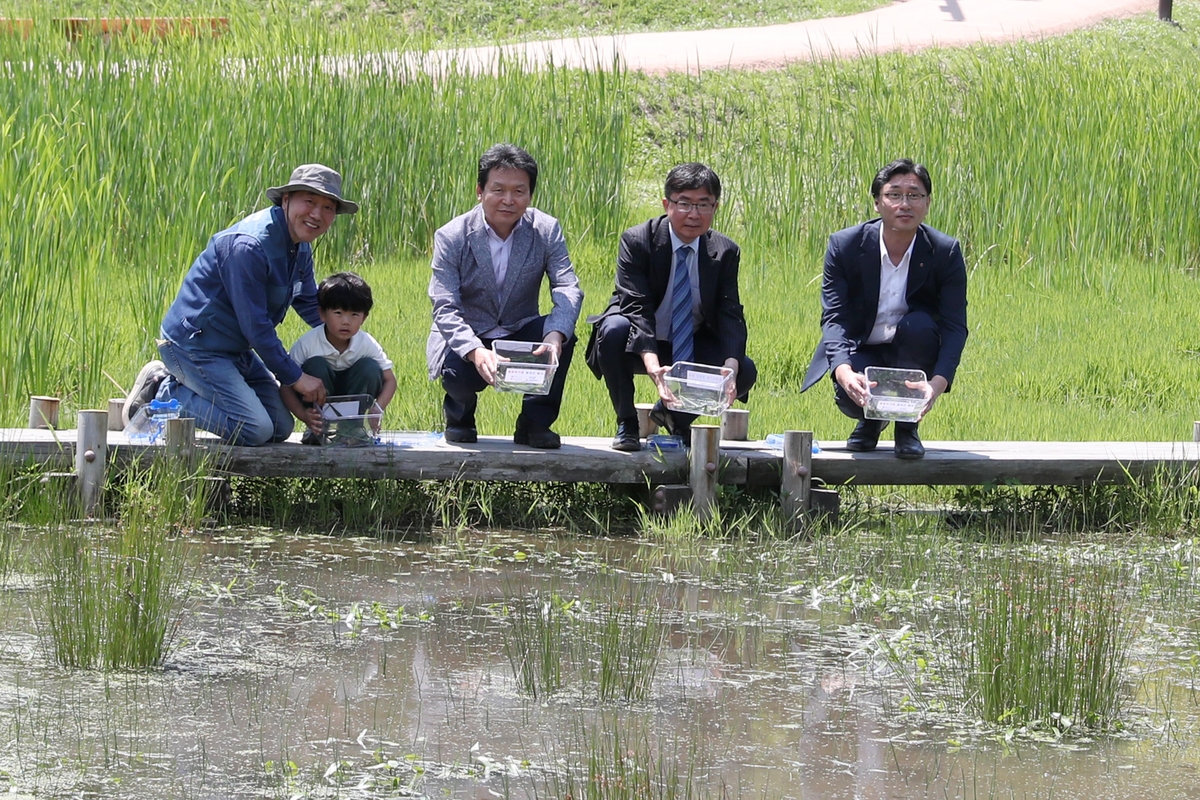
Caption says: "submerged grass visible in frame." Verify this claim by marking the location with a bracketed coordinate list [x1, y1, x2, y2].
[35, 457, 204, 670]
[959, 553, 1136, 731]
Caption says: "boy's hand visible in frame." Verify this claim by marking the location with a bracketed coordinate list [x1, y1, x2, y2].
[301, 406, 324, 435]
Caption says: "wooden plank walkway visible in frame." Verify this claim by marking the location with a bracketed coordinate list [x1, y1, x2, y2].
[4, 428, 1200, 487]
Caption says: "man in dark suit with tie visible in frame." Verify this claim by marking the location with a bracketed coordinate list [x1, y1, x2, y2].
[426, 143, 583, 449]
[586, 162, 756, 451]
[801, 158, 968, 459]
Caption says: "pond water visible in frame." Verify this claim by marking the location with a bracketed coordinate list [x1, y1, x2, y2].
[2, 528, 1200, 799]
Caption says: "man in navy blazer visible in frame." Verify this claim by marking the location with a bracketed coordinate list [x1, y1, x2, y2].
[586, 163, 756, 450]
[801, 159, 968, 459]
[427, 144, 583, 449]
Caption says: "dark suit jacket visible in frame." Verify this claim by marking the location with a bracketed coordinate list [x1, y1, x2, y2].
[586, 215, 748, 376]
[801, 219, 968, 392]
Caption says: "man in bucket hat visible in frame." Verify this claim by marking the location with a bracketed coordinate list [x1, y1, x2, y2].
[123, 164, 359, 445]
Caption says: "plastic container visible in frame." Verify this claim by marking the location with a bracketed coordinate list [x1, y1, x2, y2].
[663, 361, 734, 418]
[863, 366, 931, 423]
[124, 398, 181, 444]
[765, 433, 821, 454]
[378, 431, 445, 449]
[318, 395, 382, 446]
[492, 340, 558, 395]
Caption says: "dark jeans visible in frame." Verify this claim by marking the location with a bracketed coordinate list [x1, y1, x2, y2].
[301, 356, 384, 399]
[591, 314, 757, 425]
[834, 310, 940, 421]
[440, 315, 576, 431]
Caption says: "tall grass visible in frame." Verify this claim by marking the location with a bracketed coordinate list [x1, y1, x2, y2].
[4, 8, 1200, 452]
[957, 553, 1135, 730]
[35, 457, 202, 669]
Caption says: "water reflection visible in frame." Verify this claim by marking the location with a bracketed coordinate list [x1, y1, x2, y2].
[0, 529, 1198, 797]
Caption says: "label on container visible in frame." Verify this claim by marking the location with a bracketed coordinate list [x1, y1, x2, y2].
[502, 367, 546, 385]
[685, 370, 727, 390]
[872, 397, 924, 414]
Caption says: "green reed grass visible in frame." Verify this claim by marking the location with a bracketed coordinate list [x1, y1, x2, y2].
[582, 583, 666, 703]
[36, 458, 200, 669]
[541, 719, 703, 800]
[501, 590, 571, 698]
[958, 554, 1135, 730]
[4, 7, 1200, 462]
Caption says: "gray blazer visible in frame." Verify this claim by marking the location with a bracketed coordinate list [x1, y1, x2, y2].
[426, 205, 583, 379]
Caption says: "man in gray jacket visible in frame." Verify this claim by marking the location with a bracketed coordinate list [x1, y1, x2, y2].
[426, 144, 583, 449]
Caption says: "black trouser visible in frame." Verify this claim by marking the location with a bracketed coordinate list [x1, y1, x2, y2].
[440, 315, 575, 431]
[834, 310, 940, 421]
[591, 314, 757, 425]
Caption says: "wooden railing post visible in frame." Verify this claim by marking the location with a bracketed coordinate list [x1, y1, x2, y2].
[28, 395, 60, 429]
[781, 430, 813, 531]
[75, 410, 108, 516]
[720, 408, 749, 441]
[165, 417, 196, 466]
[689, 424, 720, 522]
[108, 398, 126, 431]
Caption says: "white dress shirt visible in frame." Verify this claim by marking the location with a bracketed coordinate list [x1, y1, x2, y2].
[866, 232, 915, 345]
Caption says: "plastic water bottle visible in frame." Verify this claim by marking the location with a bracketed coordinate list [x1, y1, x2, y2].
[124, 398, 181, 444]
[765, 433, 820, 454]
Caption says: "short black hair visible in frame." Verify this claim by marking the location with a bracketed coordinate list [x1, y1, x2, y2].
[477, 143, 538, 194]
[871, 158, 932, 198]
[318, 272, 374, 316]
[664, 162, 721, 202]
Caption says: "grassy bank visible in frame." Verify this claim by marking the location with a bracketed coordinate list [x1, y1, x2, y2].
[0, 0, 889, 44]
[1, 6, 1198, 448]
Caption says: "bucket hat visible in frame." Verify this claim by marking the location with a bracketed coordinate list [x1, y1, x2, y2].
[266, 164, 359, 215]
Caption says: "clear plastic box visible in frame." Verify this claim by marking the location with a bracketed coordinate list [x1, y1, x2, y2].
[663, 361, 734, 418]
[318, 394, 382, 446]
[492, 340, 558, 396]
[863, 367, 931, 423]
[124, 398, 181, 444]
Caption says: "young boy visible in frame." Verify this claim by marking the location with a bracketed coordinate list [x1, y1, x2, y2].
[282, 272, 397, 444]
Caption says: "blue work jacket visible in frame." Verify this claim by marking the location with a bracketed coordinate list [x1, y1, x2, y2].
[160, 205, 321, 386]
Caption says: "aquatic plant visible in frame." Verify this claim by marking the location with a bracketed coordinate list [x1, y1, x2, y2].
[957, 552, 1136, 731]
[36, 458, 200, 669]
[502, 590, 573, 698]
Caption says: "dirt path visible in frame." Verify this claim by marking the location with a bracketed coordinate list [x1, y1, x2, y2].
[431, 0, 1155, 73]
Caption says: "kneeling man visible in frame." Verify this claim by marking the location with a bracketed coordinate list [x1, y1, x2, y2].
[800, 158, 968, 459]
[586, 162, 756, 450]
[426, 143, 583, 449]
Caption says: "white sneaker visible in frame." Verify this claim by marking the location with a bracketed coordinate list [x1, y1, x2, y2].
[122, 360, 170, 427]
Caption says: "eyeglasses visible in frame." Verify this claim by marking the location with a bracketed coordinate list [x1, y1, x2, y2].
[667, 199, 717, 215]
[881, 192, 929, 204]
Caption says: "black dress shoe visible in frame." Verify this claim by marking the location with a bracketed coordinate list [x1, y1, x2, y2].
[894, 422, 925, 460]
[845, 418, 886, 452]
[610, 418, 641, 452]
[444, 426, 478, 444]
[514, 418, 561, 449]
[648, 401, 692, 446]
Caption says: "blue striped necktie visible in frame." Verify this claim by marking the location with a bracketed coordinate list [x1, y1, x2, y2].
[670, 246, 694, 364]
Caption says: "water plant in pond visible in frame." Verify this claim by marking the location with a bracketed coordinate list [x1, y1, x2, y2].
[502, 590, 575, 698]
[581, 584, 667, 704]
[959, 553, 1136, 731]
[36, 460, 199, 669]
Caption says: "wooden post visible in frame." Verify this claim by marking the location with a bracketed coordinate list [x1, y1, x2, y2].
[1192, 421, 1200, 443]
[649, 484, 691, 516]
[781, 430, 813, 531]
[720, 408, 749, 441]
[1160, 0, 1174, 21]
[689, 424, 720, 522]
[28, 395, 60, 429]
[75, 410, 108, 516]
[635, 403, 659, 438]
[108, 398, 126, 431]
[165, 417, 196, 466]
